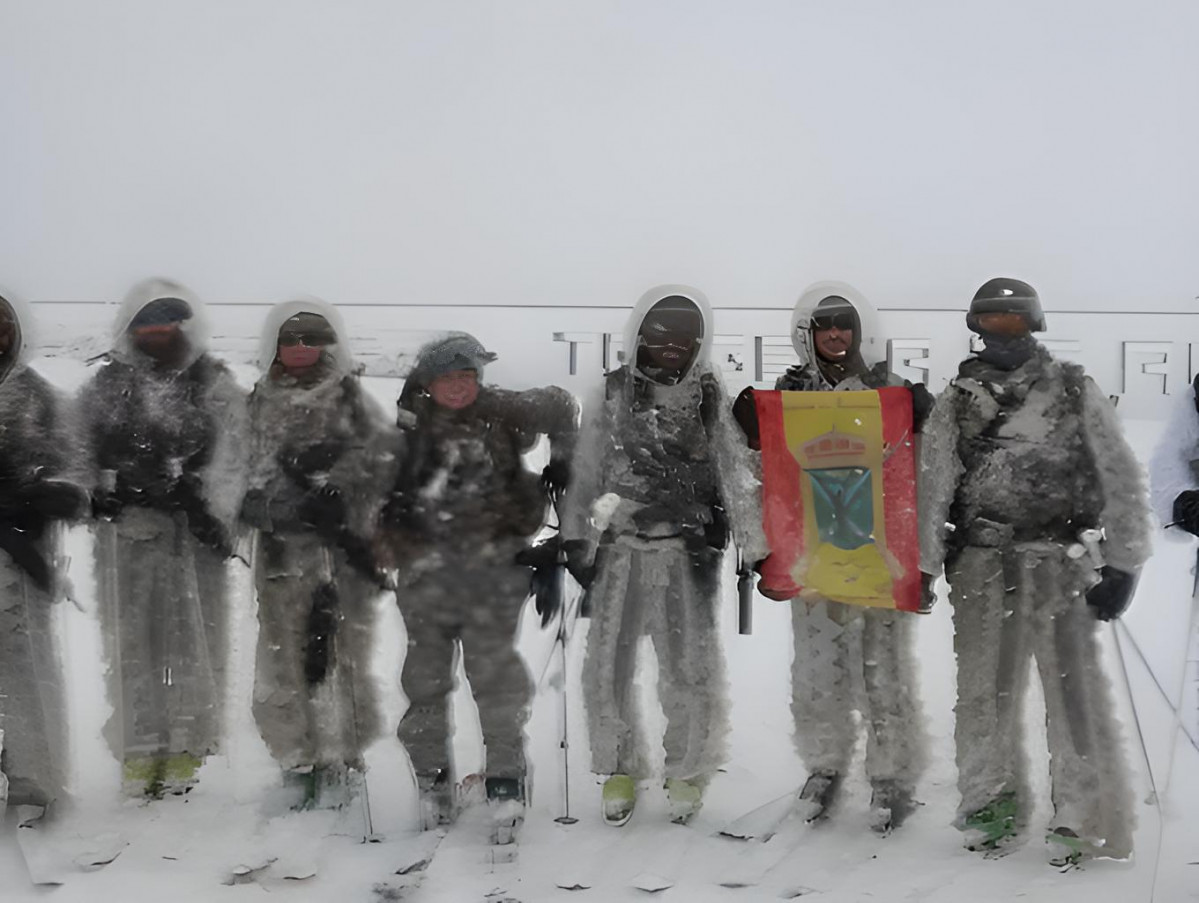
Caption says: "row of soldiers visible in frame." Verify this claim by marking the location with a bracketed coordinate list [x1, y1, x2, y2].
[0, 276, 1158, 863]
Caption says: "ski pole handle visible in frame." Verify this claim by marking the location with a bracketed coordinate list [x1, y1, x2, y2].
[737, 561, 753, 635]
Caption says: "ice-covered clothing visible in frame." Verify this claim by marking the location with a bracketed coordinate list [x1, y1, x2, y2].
[81, 279, 248, 768]
[395, 537, 532, 779]
[1148, 384, 1199, 527]
[948, 544, 1135, 856]
[0, 353, 83, 806]
[384, 373, 578, 782]
[920, 346, 1151, 576]
[765, 281, 927, 805]
[920, 342, 1151, 854]
[563, 284, 764, 783]
[243, 301, 397, 770]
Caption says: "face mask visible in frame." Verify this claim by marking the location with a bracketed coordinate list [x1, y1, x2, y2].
[975, 332, 1037, 370]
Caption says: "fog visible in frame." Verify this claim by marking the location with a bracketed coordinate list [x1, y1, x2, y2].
[3, 0, 1196, 310]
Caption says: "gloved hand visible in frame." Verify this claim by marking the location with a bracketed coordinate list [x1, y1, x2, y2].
[704, 506, 729, 551]
[732, 387, 761, 450]
[1173, 490, 1199, 536]
[183, 508, 233, 558]
[1086, 566, 1138, 621]
[515, 539, 563, 628]
[541, 458, 570, 504]
[909, 383, 935, 434]
[561, 538, 596, 591]
[280, 440, 345, 485]
[298, 485, 348, 533]
[918, 571, 937, 614]
[92, 488, 124, 520]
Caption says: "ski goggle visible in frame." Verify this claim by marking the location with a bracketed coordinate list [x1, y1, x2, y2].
[810, 312, 855, 332]
[278, 331, 336, 347]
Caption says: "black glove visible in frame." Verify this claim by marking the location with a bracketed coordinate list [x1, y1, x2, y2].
[1086, 566, 1138, 621]
[297, 485, 349, 533]
[541, 458, 570, 504]
[92, 488, 125, 520]
[515, 539, 563, 628]
[909, 383, 934, 434]
[918, 571, 936, 614]
[561, 538, 596, 591]
[1173, 490, 1199, 536]
[280, 440, 346, 485]
[704, 506, 729, 551]
[732, 387, 760, 450]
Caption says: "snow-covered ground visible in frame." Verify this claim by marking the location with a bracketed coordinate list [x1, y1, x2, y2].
[3, 363, 1197, 902]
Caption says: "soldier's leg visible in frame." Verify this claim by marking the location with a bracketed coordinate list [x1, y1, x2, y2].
[655, 545, 729, 782]
[790, 599, 859, 780]
[861, 605, 927, 827]
[251, 544, 320, 768]
[331, 560, 385, 766]
[1029, 549, 1136, 858]
[582, 544, 651, 778]
[0, 567, 67, 807]
[460, 563, 534, 780]
[395, 579, 459, 779]
[949, 546, 1033, 828]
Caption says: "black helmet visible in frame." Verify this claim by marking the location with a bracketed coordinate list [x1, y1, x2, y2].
[966, 277, 1046, 334]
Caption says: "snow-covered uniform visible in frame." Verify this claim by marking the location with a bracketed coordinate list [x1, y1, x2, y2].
[760, 283, 928, 827]
[382, 335, 578, 788]
[0, 292, 86, 808]
[920, 333, 1151, 857]
[241, 300, 397, 777]
[562, 286, 766, 785]
[80, 279, 248, 784]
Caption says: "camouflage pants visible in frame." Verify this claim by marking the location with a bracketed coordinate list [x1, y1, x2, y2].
[97, 509, 227, 762]
[949, 543, 1135, 856]
[790, 598, 925, 792]
[0, 560, 66, 807]
[395, 541, 533, 780]
[582, 537, 728, 781]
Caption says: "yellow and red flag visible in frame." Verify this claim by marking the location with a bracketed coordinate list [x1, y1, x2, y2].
[754, 388, 920, 612]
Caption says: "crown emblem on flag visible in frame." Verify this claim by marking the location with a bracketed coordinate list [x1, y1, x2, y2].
[801, 429, 867, 460]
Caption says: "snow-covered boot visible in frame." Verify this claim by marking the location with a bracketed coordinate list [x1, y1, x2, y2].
[962, 791, 1020, 853]
[870, 780, 917, 835]
[794, 769, 841, 823]
[485, 777, 525, 846]
[601, 774, 637, 826]
[417, 769, 454, 830]
[665, 777, 705, 825]
[124, 753, 202, 799]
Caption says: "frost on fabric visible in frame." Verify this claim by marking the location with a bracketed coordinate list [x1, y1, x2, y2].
[1149, 387, 1199, 528]
[244, 298, 398, 771]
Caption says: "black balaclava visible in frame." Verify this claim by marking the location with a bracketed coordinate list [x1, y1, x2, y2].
[973, 332, 1038, 371]
[128, 296, 193, 368]
[635, 296, 704, 386]
[810, 295, 867, 386]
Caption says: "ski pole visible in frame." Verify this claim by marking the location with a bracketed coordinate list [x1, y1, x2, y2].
[737, 554, 754, 635]
[551, 548, 578, 825]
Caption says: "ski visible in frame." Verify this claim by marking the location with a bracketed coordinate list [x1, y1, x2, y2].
[717, 790, 797, 842]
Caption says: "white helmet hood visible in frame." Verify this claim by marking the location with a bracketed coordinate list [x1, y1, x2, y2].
[111, 277, 208, 367]
[790, 281, 885, 372]
[623, 284, 713, 384]
[256, 297, 353, 374]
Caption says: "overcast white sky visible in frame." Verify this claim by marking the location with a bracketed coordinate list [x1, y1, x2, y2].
[2, 0, 1196, 311]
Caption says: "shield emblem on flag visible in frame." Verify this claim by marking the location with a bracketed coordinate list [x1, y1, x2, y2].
[754, 387, 920, 611]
